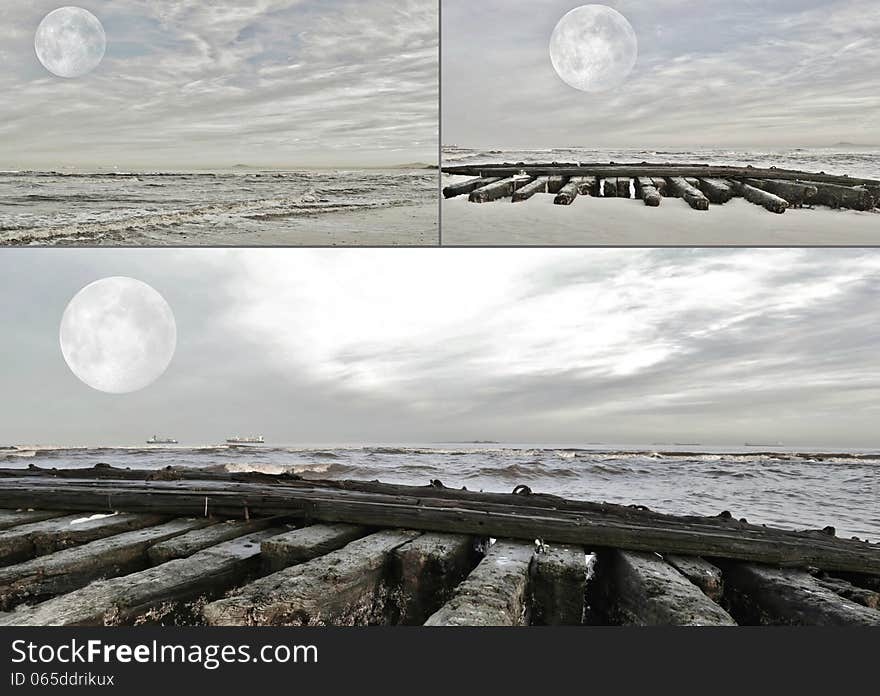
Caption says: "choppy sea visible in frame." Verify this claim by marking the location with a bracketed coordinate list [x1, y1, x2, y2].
[2, 443, 877, 541]
[0, 168, 438, 246]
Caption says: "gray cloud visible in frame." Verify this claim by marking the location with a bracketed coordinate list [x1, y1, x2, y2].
[442, 0, 880, 148]
[0, 0, 438, 168]
[2, 248, 880, 448]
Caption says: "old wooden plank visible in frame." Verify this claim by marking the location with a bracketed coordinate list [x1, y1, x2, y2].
[0, 510, 67, 530]
[721, 563, 880, 626]
[553, 181, 580, 206]
[530, 543, 587, 625]
[0, 529, 284, 626]
[0, 518, 210, 611]
[744, 178, 817, 207]
[697, 178, 735, 204]
[203, 530, 420, 626]
[511, 176, 550, 202]
[597, 550, 735, 625]
[424, 540, 535, 626]
[664, 554, 724, 602]
[441, 163, 880, 188]
[831, 571, 880, 593]
[635, 177, 662, 207]
[616, 177, 632, 198]
[668, 178, 710, 210]
[812, 574, 879, 609]
[469, 176, 535, 203]
[3, 476, 879, 574]
[261, 523, 368, 572]
[148, 518, 280, 565]
[571, 176, 599, 196]
[0, 513, 167, 566]
[602, 177, 619, 198]
[800, 181, 875, 210]
[733, 181, 789, 214]
[442, 176, 503, 199]
[391, 533, 481, 625]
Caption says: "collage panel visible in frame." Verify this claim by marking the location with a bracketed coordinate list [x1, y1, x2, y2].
[1, 1, 439, 247]
[441, 0, 880, 245]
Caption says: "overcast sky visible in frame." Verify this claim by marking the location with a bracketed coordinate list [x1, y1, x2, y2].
[442, 0, 880, 149]
[0, 1, 437, 168]
[2, 248, 880, 448]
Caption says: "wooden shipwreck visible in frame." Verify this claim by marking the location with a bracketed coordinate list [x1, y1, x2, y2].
[0, 465, 878, 627]
[442, 162, 880, 214]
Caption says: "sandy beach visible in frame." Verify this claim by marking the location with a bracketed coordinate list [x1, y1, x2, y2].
[441, 175, 880, 246]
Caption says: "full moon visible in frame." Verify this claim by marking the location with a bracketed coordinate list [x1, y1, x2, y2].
[35, 7, 106, 78]
[60, 277, 177, 394]
[549, 4, 638, 93]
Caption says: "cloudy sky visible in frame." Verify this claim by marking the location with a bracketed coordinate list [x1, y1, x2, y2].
[0, 1, 437, 168]
[2, 248, 880, 448]
[443, 0, 880, 148]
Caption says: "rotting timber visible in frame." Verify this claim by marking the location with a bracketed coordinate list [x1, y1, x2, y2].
[441, 162, 880, 213]
[0, 466, 878, 626]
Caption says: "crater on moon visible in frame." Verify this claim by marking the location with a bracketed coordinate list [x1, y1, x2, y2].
[35, 6, 106, 79]
[549, 4, 638, 93]
[59, 277, 177, 394]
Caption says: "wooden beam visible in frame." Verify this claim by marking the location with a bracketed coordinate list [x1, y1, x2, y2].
[635, 177, 662, 207]
[203, 530, 420, 626]
[442, 176, 502, 199]
[596, 550, 736, 625]
[511, 176, 549, 202]
[812, 574, 879, 609]
[391, 533, 481, 625]
[664, 554, 724, 602]
[441, 163, 880, 188]
[733, 181, 789, 214]
[424, 540, 535, 626]
[530, 544, 587, 625]
[261, 524, 369, 572]
[799, 181, 875, 211]
[571, 176, 599, 196]
[721, 563, 880, 626]
[2, 475, 879, 574]
[603, 177, 619, 198]
[0, 513, 167, 566]
[553, 181, 580, 206]
[469, 176, 535, 203]
[697, 178, 735, 204]
[668, 178, 710, 210]
[0, 518, 211, 611]
[616, 177, 632, 198]
[148, 518, 279, 565]
[744, 178, 817, 207]
[0, 510, 67, 531]
[0, 529, 284, 627]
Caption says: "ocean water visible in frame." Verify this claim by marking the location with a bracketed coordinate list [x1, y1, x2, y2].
[0, 168, 438, 246]
[2, 443, 877, 541]
[443, 146, 880, 181]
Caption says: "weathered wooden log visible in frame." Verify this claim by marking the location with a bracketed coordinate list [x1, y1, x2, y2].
[0, 513, 167, 566]
[697, 178, 735, 204]
[721, 563, 880, 626]
[442, 176, 503, 199]
[148, 518, 279, 565]
[650, 177, 669, 196]
[799, 181, 875, 210]
[635, 178, 662, 207]
[424, 540, 535, 626]
[530, 544, 587, 625]
[602, 177, 619, 198]
[745, 178, 817, 207]
[0, 510, 66, 530]
[616, 177, 632, 198]
[441, 163, 880, 189]
[0, 529, 284, 627]
[831, 571, 880, 593]
[261, 523, 369, 572]
[511, 176, 550, 202]
[597, 550, 736, 625]
[469, 176, 535, 203]
[553, 181, 580, 206]
[664, 554, 724, 603]
[733, 181, 789, 214]
[391, 533, 481, 625]
[667, 178, 710, 210]
[3, 476, 879, 574]
[812, 574, 879, 609]
[203, 530, 420, 626]
[0, 518, 210, 611]
[545, 175, 569, 195]
[570, 176, 599, 196]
